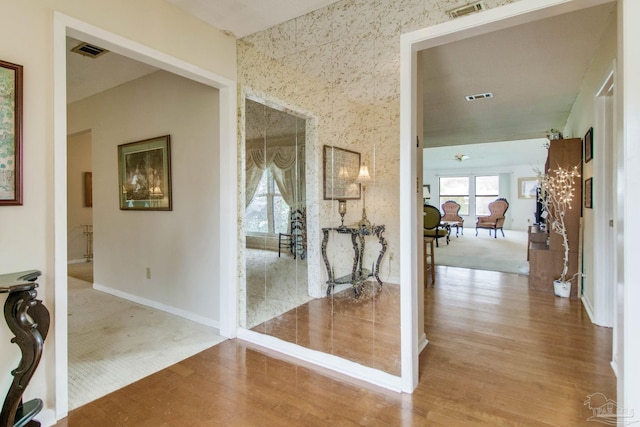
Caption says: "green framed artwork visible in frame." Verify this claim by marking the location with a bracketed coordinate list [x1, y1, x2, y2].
[118, 135, 172, 211]
[0, 60, 23, 205]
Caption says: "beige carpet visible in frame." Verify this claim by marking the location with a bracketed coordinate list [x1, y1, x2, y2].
[68, 274, 225, 410]
[68, 261, 93, 283]
[245, 248, 313, 329]
[433, 229, 529, 274]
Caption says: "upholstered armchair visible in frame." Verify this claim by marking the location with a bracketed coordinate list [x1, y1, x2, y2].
[441, 200, 464, 236]
[475, 198, 509, 238]
[424, 205, 449, 247]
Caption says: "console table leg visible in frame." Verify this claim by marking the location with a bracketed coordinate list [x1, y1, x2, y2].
[1, 284, 49, 427]
[373, 228, 388, 288]
[321, 229, 333, 296]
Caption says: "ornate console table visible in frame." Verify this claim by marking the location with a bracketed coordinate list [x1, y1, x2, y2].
[321, 225, 387, 297]
[0, 270, 49, 427]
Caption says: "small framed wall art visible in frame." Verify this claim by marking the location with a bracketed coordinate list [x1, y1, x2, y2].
[118, 135, 172, 210]
[584, 127, 593, 163]
[0, 60, 23, 205]
[84, 172, 93, 207]
[518, 177, 539, 199]
[584, 177, 593, 209]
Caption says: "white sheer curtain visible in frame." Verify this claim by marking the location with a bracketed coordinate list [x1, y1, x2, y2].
[245, 145, 305, 208]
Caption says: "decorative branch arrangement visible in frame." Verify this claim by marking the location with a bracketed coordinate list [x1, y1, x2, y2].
[537, 164, 580, 283]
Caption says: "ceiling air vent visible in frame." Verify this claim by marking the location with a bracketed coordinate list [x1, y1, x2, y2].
[465, 92, 493, 101]
[71, 42, 108, 59]
[449, 2, 485, 19]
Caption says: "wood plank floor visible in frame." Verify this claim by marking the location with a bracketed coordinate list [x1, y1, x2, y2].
[252, 282, 401, 376]
[56, 266, 615, 426]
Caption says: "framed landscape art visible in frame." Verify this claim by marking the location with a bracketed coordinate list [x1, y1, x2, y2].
[118, 135, 172, 210]
[518, 177, 539, 199]
[0, 60, 23, 205]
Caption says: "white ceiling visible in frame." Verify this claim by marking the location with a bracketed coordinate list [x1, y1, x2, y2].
[165, 0, 341, 38]
[66, 37, 157, 104]
[65, 1, 616, 167]
[421, 2, 615, 148]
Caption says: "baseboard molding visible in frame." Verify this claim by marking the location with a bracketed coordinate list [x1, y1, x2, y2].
[67, 258, 87, 264]
[39, 409, 56, 427]
[237, 328, 402, 392]
[92, 283, 220, 329]
[581, 295, 596, 324]
[385, 275, 400, 285]
[610, 360, 618, 378]
[419, 333, 428, 354]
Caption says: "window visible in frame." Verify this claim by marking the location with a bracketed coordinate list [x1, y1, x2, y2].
[245, 170, 289, 234]
[475, 175, 499, 215]
[439, 176, 469, 215]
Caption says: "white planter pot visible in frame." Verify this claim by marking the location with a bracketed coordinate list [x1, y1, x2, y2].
[553, 280, 571, 298]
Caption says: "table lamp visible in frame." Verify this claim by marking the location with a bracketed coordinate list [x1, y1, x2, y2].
[338, 199, 347, 228]
[423, 186, 431, 206]
[357, 164, 371, 228]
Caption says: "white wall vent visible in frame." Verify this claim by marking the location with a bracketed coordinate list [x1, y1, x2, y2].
[465, 92, 493, 101]
[71, 42, 109, 59]
[449, 2, 485, 19]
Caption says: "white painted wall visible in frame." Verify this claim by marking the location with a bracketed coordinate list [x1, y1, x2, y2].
[67, 131, 92, 262]
[619, 0, 640, 415]
[67, 70, 221, 324]
[0, 1, 235, 423]
[564, 12, 617, 323]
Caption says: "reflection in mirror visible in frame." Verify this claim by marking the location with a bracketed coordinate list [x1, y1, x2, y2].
[244, 98, 310, 329]
[242, 98, 400, 376]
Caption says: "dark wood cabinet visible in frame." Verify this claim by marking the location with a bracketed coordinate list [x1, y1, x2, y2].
[528, 138, 582, 296]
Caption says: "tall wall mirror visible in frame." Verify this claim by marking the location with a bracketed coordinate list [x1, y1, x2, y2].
[242, 98, 312, 330]
[241, 95, 400, 377]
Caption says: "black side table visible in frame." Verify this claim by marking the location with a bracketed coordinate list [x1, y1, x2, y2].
[321, 225, 387, 297]
[0, 270, 49, 427]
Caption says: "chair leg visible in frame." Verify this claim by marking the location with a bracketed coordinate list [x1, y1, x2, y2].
[435, 237, 439, 248]
[475, 227, 478, 236]
[500, 228, 505, 237]
[278, 235, 282, 257]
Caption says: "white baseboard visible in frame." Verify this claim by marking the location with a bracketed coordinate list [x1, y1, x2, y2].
[419, 333, 428, 354]
[39, 409, 56, 427]
[67, 258, 87, 264]
[92, 283, 220, 329]
[237, 328, 402, 392]
[385, 275, 400, 285]
[581, 295, 596, 324]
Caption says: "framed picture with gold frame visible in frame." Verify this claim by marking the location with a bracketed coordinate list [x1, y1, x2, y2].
[118, 135, 172, 210]
[518, 177, 539, 199]
[322, 145, 361, 200]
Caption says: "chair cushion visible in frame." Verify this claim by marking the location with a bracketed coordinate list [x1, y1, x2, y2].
[424, 229, 448, 238]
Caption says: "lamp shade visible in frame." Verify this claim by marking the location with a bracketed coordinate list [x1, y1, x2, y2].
[423, 186, 431, 199]
[338, 166, 349, 179]
[357, 164, 371, 183]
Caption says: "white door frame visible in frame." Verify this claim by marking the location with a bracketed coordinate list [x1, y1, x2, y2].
[53, 12, 237, 418]
[591, 69, 616, 328]
[400, 0, 615, 392]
